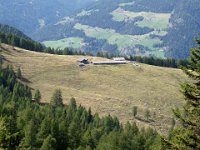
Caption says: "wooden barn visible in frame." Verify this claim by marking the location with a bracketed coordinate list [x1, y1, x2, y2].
[77, 58, 89, 64]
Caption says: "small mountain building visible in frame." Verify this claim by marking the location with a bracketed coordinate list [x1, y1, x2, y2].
[77, 58, 89, 64]
[113, 57, 125, 61]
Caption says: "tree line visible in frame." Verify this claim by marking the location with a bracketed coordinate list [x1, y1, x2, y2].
[0, 24, 32, 40]
[0, 30, 190, 68]
[97, 51, 190, 68]
[0, 32, 44, 51]
[0, 31, 86, 56]
[129, 56, 189, 68]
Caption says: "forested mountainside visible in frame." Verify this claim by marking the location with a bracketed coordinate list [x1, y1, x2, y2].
[0, 24, 31, 40]
[0, 0, 95, 35]
[163, 0, 200, 58]
[0, 24, 44, 51]
[0, 24, 87, 55]
[1, 0, 200, 58]
[33, 0, 200, 58]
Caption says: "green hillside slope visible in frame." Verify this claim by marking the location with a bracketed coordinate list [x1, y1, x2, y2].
[1, 44, 188, 133]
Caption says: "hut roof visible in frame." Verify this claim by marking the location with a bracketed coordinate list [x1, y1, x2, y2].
[93, 60, 127, 65]
[113, 57, 125, 61]
[77, 58, 88, 62]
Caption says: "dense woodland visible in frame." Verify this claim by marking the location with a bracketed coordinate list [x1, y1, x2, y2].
[164, 0, 200, 58]
[0, 32, 44, 52]
[0, 24, 32, 40]
[0, 24, 44, 51]
[128, 56, 189, 68]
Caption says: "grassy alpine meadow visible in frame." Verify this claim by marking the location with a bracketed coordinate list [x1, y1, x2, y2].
[118, 2, 135, 7]
[76, 9, 99, 17]
[1, 44, 188, 134]
[111, 8, 171, 30]
[44, 9, 170, 57]
[43, 37, 85, 49]
[74, 23, 164, 57]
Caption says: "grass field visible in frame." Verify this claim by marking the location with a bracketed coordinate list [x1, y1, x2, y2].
[111, 8, 171, 30]
[1, 44, 188, 134]
[45, 8, 170, 58]
[43, 37, 85, 49]
[77, 9, 99, 17]
[55, 17, 75, 25]
[119, 2, 135, 7]
[74, 23, 164, 57]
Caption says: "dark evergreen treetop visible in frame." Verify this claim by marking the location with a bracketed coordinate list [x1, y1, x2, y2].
[50, 89, 63, 107]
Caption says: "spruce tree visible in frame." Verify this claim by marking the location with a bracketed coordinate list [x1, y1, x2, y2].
[34, 89, 41, 103]
[50, 89, 63, 107]
[0, 117, 8, 148]
[40, 135, 56, 150]
[16, 67, 22, 79]
[162, 38, 200, 149]
[63, 48, 69, 55]
[132, 106, 138, 118]
[69, 97, 77, 110]
[20, 119, 36, 149]
[0, 41, 2, 70]
[0, 56, 2, 70]
[145, 109, 150, 121]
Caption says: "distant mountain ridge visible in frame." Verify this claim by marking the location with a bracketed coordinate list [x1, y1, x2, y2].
[1, 0, 200, 58]
[0, 24, 31, 40]
[164, 0, 200, 58]
[0, 0, 96, 35]
[33, 0, 200, 58]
